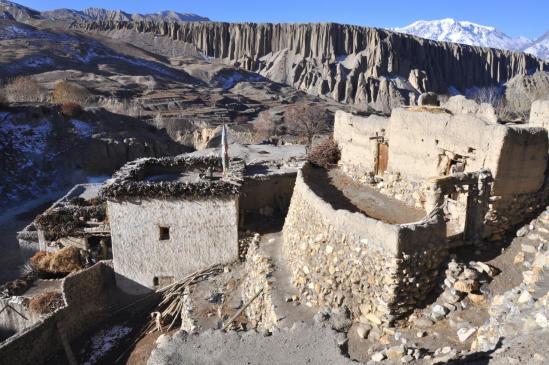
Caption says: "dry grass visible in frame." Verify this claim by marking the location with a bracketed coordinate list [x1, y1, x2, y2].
[28, 291, 64, 315]
[406, 106, 452, 114]
[307, 138, 341, 168]
[3, 76, 48, 103]
[30, 246, 83, 275]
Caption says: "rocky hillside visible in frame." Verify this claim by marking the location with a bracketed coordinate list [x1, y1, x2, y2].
[80, 21, 549, 112]
[0, 105, 189, 209]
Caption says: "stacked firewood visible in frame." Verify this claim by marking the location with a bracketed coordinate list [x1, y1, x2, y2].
[143, 264, 223, 334]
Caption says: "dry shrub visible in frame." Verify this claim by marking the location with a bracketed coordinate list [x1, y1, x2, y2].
[233, 115, 249, 125]
[28, 291, 64, 314]
[30, 246, 83, 275]
[407, 106, 451, 114]
[52, 81, 91, 105]
[3, 76, 47, 103]
[99, 97, 142, 117]
[307, 138, 340, 168]
[60, 102, 82, 118]
[254, 111, 276, 140]
[284, 101, 331, 144]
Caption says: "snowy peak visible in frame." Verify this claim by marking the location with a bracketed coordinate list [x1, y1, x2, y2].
[525, 31, 549, 61]
[394, 18, 532, 52]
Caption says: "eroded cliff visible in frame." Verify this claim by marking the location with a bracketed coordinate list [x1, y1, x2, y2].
[80, 21, 548, 111]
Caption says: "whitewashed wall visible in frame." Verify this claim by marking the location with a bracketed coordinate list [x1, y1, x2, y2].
[108, 197, 239, 294]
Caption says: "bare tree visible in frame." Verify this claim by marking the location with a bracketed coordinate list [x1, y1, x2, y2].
[284, 101, 330, 144]
[471, 86, 502, 106]
[254, 111, 276, 140]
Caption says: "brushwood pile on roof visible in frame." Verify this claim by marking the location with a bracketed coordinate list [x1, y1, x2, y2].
[100, 155, 245, 199]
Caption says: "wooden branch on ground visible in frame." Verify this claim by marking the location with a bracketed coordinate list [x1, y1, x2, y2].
[222, 288, 264, 331]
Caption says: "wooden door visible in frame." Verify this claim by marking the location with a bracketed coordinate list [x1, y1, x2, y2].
[376, 142, 389, 175]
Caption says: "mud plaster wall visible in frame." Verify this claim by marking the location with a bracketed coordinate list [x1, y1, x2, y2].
[240, 173, 296, 216]
[334, 110, 389, 174]
[0, 262, 115, 365]
[387, 109, 547, 196]
[530, 99, 549, 130]
[108, 197, 239, 295]
[282, 165, 447, 324]
[495, 126, 547, 195]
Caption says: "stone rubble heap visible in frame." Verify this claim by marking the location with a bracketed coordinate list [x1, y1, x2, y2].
[413, 258, 499, 327]
[472, 208, 549, 354]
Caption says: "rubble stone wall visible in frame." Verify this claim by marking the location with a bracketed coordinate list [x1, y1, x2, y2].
[0, 262, 115, 365]
[108, 197, 239, 294]
[242, 236, 278, 330]
[282, 165, 448, 324]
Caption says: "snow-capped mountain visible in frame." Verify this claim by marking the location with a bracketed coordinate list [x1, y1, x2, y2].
[393, 18, 532, 51]
[525, 31, 549, 61]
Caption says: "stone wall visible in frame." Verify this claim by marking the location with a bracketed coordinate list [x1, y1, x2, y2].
[108, 196, 239, 294]
[530, 99, 549, 130]
[0, 262, 116, 365]
[282, 164, 448, 325]
[241, 235, 278, 330]
[484, 181, 549, 240]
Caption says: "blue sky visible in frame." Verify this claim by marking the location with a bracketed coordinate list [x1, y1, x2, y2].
[18, 0, 548, 39]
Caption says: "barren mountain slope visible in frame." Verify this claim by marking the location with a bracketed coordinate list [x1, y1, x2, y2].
[79, 21, 549, 112]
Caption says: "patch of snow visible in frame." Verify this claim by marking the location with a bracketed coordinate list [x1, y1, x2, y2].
[0, 119, 51, 154]
[75, 48, 99, 63]
[70, 119, 95, 138]
[448, 86, 462, 96]
[86, 176, 110, 184]
[81, 325, 131, 365]
[216, 71, 263, 90]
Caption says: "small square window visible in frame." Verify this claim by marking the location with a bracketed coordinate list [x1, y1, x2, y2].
[159, 226, 170, 240]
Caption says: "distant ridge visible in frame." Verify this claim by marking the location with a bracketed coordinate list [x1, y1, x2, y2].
[0, 1, 210, 23]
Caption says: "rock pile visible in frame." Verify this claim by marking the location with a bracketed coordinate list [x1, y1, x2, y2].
[472, 208, 549, 354]
[414, 259, 499, 327]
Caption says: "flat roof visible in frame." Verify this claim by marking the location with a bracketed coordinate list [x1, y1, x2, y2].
[100, 155, 245, 200]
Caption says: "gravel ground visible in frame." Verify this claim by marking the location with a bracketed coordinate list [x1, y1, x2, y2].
[148, 322, 354, 365]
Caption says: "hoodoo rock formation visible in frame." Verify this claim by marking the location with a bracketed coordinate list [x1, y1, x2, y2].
[80, 21, 549, 111]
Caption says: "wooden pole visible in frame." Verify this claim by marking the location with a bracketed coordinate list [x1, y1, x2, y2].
[222, 288, 264, 330]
